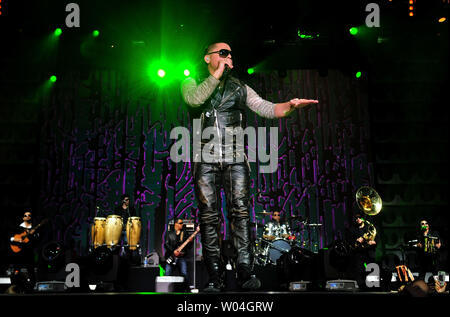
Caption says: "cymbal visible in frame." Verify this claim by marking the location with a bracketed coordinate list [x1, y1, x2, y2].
[289, 215, 304, 220]
[257, 212, 272, 215]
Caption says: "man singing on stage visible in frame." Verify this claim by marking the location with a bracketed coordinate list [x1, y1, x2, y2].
[181, 42, 318, 292]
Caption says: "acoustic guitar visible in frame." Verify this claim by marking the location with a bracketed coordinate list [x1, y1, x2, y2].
[10, 219, 48, 253]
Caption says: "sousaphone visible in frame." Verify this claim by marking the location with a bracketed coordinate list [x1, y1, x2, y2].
[354, 186, 382, 248]
[356, 186, 382, 216]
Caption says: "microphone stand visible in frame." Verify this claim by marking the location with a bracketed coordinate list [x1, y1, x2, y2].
[191, 225, 198, 293]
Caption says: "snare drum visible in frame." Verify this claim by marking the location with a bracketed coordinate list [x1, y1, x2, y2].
[91, 217, 106, 248]
[126, 217, 142, 250]
[268, 239, 291, 263]
[105, 215, 123, 247]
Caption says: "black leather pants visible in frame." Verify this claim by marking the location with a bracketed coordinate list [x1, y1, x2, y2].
[194, 162, 251, 283]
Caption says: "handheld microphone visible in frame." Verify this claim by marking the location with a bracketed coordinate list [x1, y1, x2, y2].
[223, 64, 231, 78]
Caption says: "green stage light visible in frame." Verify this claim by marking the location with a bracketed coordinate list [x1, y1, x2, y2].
[50, 75, 57, 82]
[54, 28, 62, 37]
[247, 68, 255, 75]
[349, 27, 358, 35]
[157, 69, 166, 78]
[92, 30, 100, 37]
[355, 71, 362, 78]
[183, 69, 190, 77]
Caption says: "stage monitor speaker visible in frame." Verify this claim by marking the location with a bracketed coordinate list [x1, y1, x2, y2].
[289, 281, 311, 291]
[155, 276, 185, 293]
[325, 279, 359, 291]
[34, 280, 66, 293]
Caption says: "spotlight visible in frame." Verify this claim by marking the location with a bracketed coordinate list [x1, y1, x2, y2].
[92, 30, 100, 37]
[349, 27, 358, 35]
[247, 68, 255, 75]
[54, 28, 62, 37]
[355, 71, 362, 78]
[183, 69, 190, 77]
[157, 69, 166, 78]
[438, 17, 446, 23]
[50, 75, 57, 83]
[41, 241, 65, 272]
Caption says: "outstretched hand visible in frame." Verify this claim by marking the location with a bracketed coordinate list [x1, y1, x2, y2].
[289, 98, 319, 109]
[275, 97, 319, 118]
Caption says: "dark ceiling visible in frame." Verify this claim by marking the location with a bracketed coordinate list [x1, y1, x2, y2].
[1, 0, 448, 74]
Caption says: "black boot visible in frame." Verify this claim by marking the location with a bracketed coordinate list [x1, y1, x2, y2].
[203, 262, 223, 293]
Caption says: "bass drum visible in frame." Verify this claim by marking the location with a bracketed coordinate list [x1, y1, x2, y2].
[268, 239, 291, 264]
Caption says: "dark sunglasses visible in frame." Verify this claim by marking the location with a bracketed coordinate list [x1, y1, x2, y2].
[207, 49, 232, 58]
[24, 214, 31, 217]
[421, 222, 428, 225]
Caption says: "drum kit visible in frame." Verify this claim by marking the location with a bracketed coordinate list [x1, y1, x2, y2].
[252, 211, 323, 266]
[90, 215, 142, 251]
[252, 187, 383, 267]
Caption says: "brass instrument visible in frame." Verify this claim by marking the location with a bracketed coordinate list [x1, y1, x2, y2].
[356, 186, 382, 216]
[360, 220, 377, 245]
[354, 186, 382, 248]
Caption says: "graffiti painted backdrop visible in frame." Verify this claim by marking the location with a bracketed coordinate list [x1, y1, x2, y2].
[38, 69, 373, 258]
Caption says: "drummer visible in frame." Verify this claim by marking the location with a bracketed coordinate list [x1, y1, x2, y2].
[262, 211, 295, 241]
[113, 193, 137, 246]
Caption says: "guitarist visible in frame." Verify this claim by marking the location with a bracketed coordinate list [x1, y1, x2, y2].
[8, 211, 40, 287]
[164, 218, 193, 287]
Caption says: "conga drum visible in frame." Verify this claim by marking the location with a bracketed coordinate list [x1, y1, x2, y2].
[91, 217, 106, 248]
[105, 215, 123, 247]
[126, 217, 141, 250]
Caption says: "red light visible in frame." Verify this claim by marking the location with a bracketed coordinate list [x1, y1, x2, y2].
[409, 12, 414, 16]
[409, 6, 414, 10]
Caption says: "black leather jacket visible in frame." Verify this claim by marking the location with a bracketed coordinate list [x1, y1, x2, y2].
[164, 230, 191, 258]
[196, 76, 247, 163]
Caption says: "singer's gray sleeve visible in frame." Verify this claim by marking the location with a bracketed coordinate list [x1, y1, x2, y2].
[181, 76, 220, 107]
[245, 85, 277, 119]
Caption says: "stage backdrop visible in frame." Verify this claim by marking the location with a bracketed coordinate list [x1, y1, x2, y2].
[37, 68, 374, 259]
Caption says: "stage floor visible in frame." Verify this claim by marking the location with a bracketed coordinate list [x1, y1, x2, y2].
[1, 289, 447, 315]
